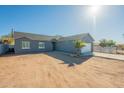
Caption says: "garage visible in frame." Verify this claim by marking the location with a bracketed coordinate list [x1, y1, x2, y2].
[81, 43, 92, 55]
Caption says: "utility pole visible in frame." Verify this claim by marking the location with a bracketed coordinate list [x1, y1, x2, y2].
[11, 28, 15, 38]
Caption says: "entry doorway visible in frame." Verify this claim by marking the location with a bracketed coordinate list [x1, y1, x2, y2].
[52, 42, 56, 51]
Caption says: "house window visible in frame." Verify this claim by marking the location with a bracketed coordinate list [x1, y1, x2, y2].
[39, 42, 45, 49]
[22, 41, 30, 49]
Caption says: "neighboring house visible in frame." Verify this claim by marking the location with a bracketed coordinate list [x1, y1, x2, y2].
[13, 31, 94, 55]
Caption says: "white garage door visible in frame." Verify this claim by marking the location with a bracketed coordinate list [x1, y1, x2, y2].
[81, 43, 91, 53]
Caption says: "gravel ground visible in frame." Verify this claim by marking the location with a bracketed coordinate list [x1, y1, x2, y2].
[0, 51, 124, 88]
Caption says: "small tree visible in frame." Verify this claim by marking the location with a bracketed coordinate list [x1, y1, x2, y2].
[74, 40, 86, 56]
[99, 39, 116, 47]
[99, 39, 107, 47]
[1, 31, 15, 45]
[107, 40, 116, 47]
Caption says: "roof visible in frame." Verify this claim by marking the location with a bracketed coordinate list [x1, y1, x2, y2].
[58, 33, 94, 43]
[14, 31, 57, 41]
[14, 31, 94, 42]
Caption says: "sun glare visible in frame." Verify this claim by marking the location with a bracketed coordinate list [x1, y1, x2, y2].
[90, 5, 101, 16]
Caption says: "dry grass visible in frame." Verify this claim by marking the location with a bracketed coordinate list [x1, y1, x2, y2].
[0, 51, 124, 88]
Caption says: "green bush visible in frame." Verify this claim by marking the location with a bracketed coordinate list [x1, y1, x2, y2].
[99, 39, 116, 47]
[74, 40, 86, 56]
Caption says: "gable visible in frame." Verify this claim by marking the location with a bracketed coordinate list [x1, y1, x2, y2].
[81, 34, 94, 43]
[58, 33, 94, 43]
[15, 37, 32, 41]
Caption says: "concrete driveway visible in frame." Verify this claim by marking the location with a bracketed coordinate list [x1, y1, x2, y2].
[0, 51, 124, 87]
[94, 52, 124, 61]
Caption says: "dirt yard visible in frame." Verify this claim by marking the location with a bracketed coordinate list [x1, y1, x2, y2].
[0, 51, 124, 88]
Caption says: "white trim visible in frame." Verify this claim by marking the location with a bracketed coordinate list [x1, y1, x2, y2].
[22, 41, 30, 49]
[38, 42, 45, 49]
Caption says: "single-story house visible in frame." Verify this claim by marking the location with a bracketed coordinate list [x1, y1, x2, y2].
[13, 31, 94, 55]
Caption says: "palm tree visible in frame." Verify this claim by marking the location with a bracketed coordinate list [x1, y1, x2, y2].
[74, 40, 86, 56]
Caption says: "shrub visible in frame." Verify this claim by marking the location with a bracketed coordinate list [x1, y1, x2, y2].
[74, 40, 86, 56]
[99, 39, 116, 47]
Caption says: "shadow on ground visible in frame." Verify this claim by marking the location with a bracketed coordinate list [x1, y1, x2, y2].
[0, 51, 92, 67]
[45, 51, 92, 67]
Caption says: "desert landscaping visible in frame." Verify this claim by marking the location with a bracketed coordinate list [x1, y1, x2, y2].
[0, 51, 124, 88]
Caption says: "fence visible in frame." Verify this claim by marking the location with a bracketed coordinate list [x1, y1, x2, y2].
[93, 45, 117, 54]
[0, 44, 9, 55]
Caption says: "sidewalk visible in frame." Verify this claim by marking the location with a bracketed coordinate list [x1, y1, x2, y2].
[93, 52, 124, 61]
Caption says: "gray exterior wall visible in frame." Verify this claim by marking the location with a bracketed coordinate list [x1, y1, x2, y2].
[0, 44, 9, 54]
[14, 37, 53, 54]
[14, 36, 94, 54]
[56, 40, 77, 53]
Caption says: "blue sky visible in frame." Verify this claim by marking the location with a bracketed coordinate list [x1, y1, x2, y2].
[0, 5, 124, 43]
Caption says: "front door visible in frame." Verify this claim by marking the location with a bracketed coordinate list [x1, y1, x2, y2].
[52, 42, 56, 51]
